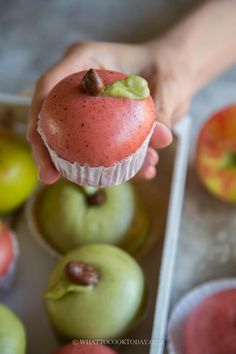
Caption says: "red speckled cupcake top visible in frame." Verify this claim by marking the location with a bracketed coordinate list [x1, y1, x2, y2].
[0, 222, 14, 277]
[39, 70, 156, 167]
[184, 289, 236, 354]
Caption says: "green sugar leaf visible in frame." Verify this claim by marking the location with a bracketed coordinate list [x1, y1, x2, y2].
[44, 278, 93, 300]
[102, 75, 150, 100]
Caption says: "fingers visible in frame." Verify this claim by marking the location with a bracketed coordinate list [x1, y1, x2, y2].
[27, 42, 93, 182]
[27, 77, 62, 182]
[32, 143, 60, 184]
[149, 74, 173, 128]
[150, 122, 173, 149]
[135, 147, 159, 180]
[27, 83, 48, 145]
[149, 68, 189, 128]
[137, 121, 173, 181]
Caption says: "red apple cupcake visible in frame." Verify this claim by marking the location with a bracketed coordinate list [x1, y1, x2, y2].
[168, 279, 236, 354]
[185, 289, 236, 354]
[38, 69, 156, 187]
[54, 343, 118, 354]
[196, 105, 236, 203]
[0, 220, 19, 296]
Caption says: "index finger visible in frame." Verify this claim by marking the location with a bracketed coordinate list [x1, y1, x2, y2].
[27, 79, 52, 144]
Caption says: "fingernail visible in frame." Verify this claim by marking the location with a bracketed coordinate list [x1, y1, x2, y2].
[144, 166, 156, 179]
[157, 123, 173, 144]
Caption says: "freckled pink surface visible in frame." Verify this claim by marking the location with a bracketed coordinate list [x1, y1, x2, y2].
[184, 289, 236, 354]
[39, 70, 156, 167]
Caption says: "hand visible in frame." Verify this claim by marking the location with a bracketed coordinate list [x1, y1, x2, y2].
[28, 40, 190, 184]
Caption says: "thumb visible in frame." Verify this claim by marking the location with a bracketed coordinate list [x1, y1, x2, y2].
[149, 73, 180, 128]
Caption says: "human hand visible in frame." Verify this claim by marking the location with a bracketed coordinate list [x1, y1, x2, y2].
[28, 40, 190, 184]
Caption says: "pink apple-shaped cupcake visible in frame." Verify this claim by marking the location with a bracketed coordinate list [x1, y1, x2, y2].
[184, 289, 236, 354]
[38, 69, 156, 187]
[0, 221, 19, 296]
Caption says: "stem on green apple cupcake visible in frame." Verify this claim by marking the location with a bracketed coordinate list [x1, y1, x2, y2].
[86, 190, 106, 206]
[64, 261, 99, 286]
[81, 68, 105, 96]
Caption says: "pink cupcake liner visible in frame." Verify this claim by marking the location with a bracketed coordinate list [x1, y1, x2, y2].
[168, 278, 236, 354]
[37, 118, 156, 187]
[0, 232, 19, 297]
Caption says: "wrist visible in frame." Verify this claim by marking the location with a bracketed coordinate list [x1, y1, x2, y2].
[149, 0, 236, 95]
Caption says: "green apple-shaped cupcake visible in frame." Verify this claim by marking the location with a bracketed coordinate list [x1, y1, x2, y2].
[0, 304, 26, 354]
[0, 129, 37, 214]
[44, 244, 147, 339]
[34, 180, 149, 255]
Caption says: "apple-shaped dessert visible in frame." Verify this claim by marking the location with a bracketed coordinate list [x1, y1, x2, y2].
[196, 105, 236, 203]
[0, 128, 37, 213]
[0, 304, 26, 354]
[54, 343, 118, 354]
[28, 180, 149, 257]
[0, 220, 19, 296]
[44, 244, 147, 340]
[184, 289, 236, 354]
[38, 69, 156, 187]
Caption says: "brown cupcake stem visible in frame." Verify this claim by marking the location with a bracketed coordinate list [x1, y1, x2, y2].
[80, 69, 105, 96]
[64, 261, 99, 286]
[86, 190, 106, 206]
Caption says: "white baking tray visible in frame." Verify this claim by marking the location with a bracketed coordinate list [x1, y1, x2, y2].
[0, 94, 191, 354]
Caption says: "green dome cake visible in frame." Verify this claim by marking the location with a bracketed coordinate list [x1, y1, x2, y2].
[44, 244, 147, 339]
[31, 180, 149, 256]
[0, 304, 26, 354]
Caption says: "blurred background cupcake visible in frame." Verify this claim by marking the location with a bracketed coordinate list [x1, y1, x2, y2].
[44, 244, 147, 341]
[0, 220, 19, 297]
[0, 304, 26, 354]
[0, 128, 37, 215]
[26, 180, 150, 258]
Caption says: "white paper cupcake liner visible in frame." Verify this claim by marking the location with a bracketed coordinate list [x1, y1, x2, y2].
[25, 186, 62, 260]
[38, 118, 155, 187]
[168, 278, 236, 354]
[0, 231, 19, 297]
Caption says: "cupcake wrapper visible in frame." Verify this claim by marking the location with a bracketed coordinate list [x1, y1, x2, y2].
[0, 232, 19, 297]
[168, 278, 236, 354]
[25, 187, 62, 260]
[38, 118, 156, 187]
